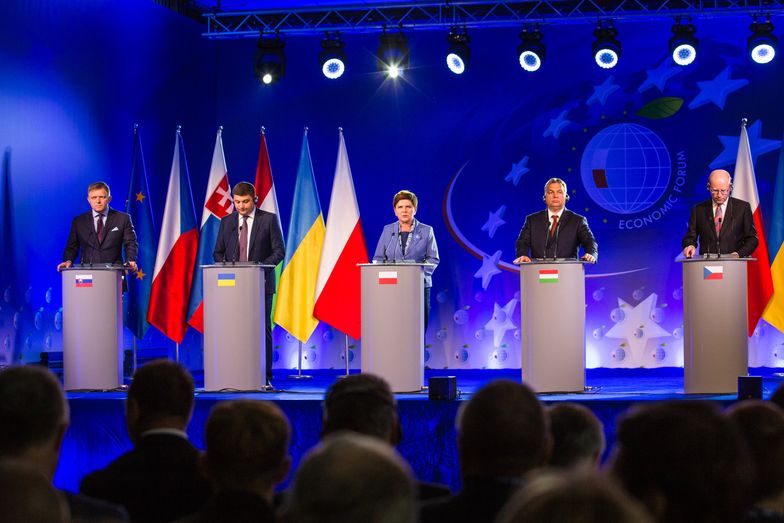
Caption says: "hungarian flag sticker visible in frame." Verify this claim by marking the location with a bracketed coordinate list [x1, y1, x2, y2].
[538, 269, 559, 283]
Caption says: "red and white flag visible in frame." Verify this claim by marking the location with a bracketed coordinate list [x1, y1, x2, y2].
[147, 128, 199, 343]
[314, 129, 368, 339]
[733, 120, 774, 336]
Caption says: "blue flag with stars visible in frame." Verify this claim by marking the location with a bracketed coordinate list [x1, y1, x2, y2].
[124, 125, 156, 339]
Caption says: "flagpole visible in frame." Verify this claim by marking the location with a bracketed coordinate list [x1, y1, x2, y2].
[290, 340, 312, 380]
[175, 342, 179, 364]
[133, 336, 137, 373]
[344, 334, 349, 376]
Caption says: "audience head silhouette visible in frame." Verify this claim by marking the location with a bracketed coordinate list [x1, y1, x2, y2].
[322, 373, 400, 444]
[126, 359, 194, 442]
[547, 402, 605, 469]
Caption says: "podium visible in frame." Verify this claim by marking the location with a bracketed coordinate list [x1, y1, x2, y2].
[202, 264, 272, 391]
[680, 256, 751, 394]
[519, 260, 588, 393]
[62, 266, 124, 390]
[360, 263, 430, 392]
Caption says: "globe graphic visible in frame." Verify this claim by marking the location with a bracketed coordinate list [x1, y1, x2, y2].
[580, 123, 671, 214]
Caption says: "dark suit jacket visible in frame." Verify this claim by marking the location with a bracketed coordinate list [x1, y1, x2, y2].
[64, 490, 130, 522]
[419, 475, 523, 523]
[175, 489, 276, 523]
[681, 197, 758, 257]
[515, 209, 598, 260]
[79, 433, 211, 523]
[62, 208, 138, 264]
[212, 209, 285, 294]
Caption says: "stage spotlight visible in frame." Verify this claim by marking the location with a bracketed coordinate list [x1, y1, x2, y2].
[592, 22, 621, 69]
[749, 16, 777, 64]
[319, 32, 347, 79]
[377, 30, 409, 78]
[446, 27, 470, 74]
[670, 18, 698, 66]
[517, 26, 545, 72]
[255, 34, 285, 85]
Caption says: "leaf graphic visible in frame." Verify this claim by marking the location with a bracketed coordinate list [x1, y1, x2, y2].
[636, 97, 684, 119]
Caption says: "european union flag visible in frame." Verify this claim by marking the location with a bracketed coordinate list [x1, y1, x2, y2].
[124, 125, 156, 340]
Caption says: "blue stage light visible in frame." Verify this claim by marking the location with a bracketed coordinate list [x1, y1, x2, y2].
[670, 19, 698, 66]
[517, 26, 545, 72]
[377, 30, 409, 78]
[446, 27, 470, 75]
[255, 34, 285, 85]
[319, 32, 347, 79]
[593, 22, 621, 69]
[749, 16, 777, 64]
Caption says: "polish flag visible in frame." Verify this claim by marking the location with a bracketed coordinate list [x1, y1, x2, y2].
[147, 128, 199, 343]
[186, 128, 233, 332]
[314, 129, 368, 339]
[733, 120, 774, 336]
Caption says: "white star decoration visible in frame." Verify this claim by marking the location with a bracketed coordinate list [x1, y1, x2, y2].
[474, 250, 503, 290]
[481, 205, 506, 238]
[688, 66, 749, 110]
[605, 293, 670, 354]
[484, 298, 518, 347]
[505, 156, 530, 185]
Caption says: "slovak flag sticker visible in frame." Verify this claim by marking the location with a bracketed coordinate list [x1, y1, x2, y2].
[75, 275, 93, 288]
[704, 265, 724, 280]
[378, 271, 398, 285]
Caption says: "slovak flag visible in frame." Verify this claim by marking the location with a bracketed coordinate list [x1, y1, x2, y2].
[704, 265, 724, 280]
[187, 128, 233, 332]
[75, 275, 93, 288]
[147, 127, 199, 344]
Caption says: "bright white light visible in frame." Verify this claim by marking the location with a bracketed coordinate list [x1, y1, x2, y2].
[519, 50, 542, 72]
[594, 48, 618, 69]
[387, 64, 401, 78]
[446, 52, 465, 74]
[322, 58, 345, 79]
[262, 73, 273, 85]
[751, 43, 776, 64]
[672, 43, 696, 66]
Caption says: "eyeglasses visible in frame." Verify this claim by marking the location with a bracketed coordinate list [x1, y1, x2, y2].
[709, 189, 729, 195]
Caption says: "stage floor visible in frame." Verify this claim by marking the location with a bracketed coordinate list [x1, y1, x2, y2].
[56, 367, 784, 494]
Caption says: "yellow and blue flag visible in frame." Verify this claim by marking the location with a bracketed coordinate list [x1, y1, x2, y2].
[274, 130, 325, 343]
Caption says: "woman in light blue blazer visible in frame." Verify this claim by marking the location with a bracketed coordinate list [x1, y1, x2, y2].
[372, 190, 440, 331]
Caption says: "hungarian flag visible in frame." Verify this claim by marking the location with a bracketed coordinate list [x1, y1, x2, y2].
[314, 129, 368, 339]
[124, 125, 156, 340]
[147, 127, 199, 343]
[733, 120, 774, 336]
[254, 128, 284, 324]
[187, 127, 233, 332]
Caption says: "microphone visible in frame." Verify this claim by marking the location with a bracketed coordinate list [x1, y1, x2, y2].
[383, 231, 397, 263]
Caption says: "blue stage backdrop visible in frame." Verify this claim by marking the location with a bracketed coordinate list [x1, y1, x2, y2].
[1, 0, 783, 371]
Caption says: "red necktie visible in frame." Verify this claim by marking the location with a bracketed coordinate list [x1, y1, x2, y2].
[549, 215, 559, 238]
[714, 205, 723, 236]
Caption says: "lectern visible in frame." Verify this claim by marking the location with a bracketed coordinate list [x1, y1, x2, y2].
[62, 266, 124, 390]
[360, 263, 431, 392]
[680, 256, 751, 394]
[202, 263, 272, 391]
[519, 260, 588, 393]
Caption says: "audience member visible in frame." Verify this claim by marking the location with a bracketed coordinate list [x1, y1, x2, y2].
[495, 470, 654, 523]
[546, 402, 605, 469]
[322, 373, 449, 500]
[284, 431, 416, 523]
[726, 400, 784, 522]
[80, 360, 210, 522]
[178, 400, 291, 522]
[420, 379, 550, 523]
[769, 382, 784, 412]
[610, 400, 751, 523]
[0, 458, 70, 523]
[0, 365, 128, 522]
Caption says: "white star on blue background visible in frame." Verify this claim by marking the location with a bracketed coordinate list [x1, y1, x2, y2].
[709, 120, 782, 169]
[484, 298, 518, 347]
[688, 66, 749, 110]
[587, 76, 621, 106]
[604, 293, 670, 358]
[543, 110, 571, 139]
[505, 156, 530, 185]
[481, 205, 507, 238]
[474, 250, 503, 290]
[638, 59, 681, 93]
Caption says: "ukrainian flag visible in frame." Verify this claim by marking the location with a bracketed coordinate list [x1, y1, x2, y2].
[274, 130, 325, 342]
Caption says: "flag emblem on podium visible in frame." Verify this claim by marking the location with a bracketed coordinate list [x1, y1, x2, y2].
[217, 273, 236, 287]
[538, 269, 559, 283]
[704, 266, 724, 280]
[378, 271, 398, 285]
[75, 275, 93, 288]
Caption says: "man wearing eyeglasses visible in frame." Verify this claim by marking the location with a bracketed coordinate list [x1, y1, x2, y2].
[682, 169, 758, 258]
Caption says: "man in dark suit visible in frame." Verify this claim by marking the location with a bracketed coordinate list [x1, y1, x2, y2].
[213, 182, 285, 385]
[80, 360, 210, 522]
[57, 181, 138, 271]
[682, 169, 758, 258]
[514, 178, 597, 263]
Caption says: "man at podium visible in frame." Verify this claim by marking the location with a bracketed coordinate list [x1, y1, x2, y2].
[513, 178, 597, 264]
[57, 181, 138, 272]
[213, 181, 285, 385]
[682, 169, 758, 258]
